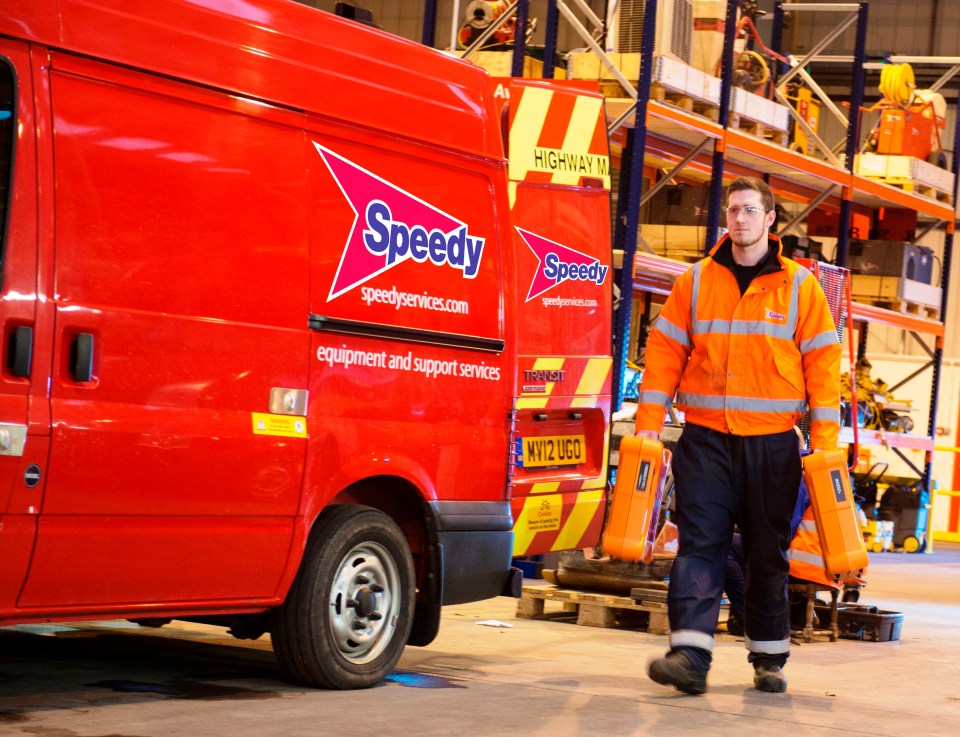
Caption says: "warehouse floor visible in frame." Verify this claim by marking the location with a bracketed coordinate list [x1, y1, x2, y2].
[0, 544, 958, 737]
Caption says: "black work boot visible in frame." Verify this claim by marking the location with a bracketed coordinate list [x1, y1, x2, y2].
[753, 662, 787, 693]
[725, 611, 744, 637]
[648, 650, 708, 695]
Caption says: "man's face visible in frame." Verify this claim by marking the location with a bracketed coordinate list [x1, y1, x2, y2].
[726, 188, 776, 250]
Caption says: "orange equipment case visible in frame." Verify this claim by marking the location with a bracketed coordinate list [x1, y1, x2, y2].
[602, 436, 671, 563]
[802, 450, 869, 581]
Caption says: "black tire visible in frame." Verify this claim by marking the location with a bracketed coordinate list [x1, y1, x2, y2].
[272, 505, 415, 689]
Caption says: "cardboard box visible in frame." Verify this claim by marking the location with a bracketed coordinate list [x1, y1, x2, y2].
[851, 275, 942, 309]
[567, 51, 640, 96]
[769, 100, 791, 132]
[744, 91, 767, 122]
[639, 225, 706, 257]
[653, 54, 688, 94]
[684, 66, 705, 101]
[807, 206, 871, 240]
[691, 0, 725, 75]
[643, 185, 710, 225]
[871, 208, 917, 241]
[731, 88, 750, 116]
[469, 51, 563, 79]
[855, 153, 956, 193]
[703, 75, 721, 105]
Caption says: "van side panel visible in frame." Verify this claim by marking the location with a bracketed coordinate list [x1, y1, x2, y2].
[18, 53, 311, 608]
[305, 120, 511, 497]
[303, 122, 515, 601]
[48, 0, 502, 161]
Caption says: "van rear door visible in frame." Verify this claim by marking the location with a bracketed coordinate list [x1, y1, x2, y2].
[502, 80, 613, 558]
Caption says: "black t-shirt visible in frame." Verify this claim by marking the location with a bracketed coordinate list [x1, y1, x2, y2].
[731, 259, 766, 296]
[712, 237, 780, 296]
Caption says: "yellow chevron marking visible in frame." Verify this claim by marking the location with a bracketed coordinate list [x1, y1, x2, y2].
[571, 397, 598, 408]
[532, 357, 565, 370]
[575, 357, 613, 396]
[579, 475, 607, 490]
[512, 497, 536, 555]
[555, 95, 609, 187]
[512, 493, 563, 556]
[530, 482, 561, 495]
[508, 181, 517, 210]
[551, 490, 605, 551]
[516, 397, 549, 409]
[509, 86, 553, 182]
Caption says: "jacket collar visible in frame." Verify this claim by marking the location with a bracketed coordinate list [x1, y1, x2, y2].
[709, 232, 784, 278]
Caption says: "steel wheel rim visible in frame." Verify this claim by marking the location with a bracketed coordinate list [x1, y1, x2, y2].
[328, 541, 401, 664]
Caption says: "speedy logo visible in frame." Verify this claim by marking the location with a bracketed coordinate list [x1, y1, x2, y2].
[516, 227, 609, 301]
[765, 308, 787, 321]
[315, 143, 485, 299]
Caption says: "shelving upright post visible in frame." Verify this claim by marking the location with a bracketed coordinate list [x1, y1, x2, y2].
[611, 0, 659, 410]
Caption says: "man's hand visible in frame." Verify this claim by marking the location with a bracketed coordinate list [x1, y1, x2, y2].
[635, 430, 659, 440]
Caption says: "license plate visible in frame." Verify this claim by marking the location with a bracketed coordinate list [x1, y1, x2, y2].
[517, 434, 586, 468]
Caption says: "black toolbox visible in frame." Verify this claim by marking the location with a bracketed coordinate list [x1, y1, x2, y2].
[816, 602, 904, 642]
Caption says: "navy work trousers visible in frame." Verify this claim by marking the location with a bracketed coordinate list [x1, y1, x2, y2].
[668, 423, 801, 664]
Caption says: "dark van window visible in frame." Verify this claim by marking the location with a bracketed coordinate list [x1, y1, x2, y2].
[0, 59, 13, 269]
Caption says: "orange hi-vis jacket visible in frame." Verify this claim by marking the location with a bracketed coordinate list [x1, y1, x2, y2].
[635, 233, 842, 450]
[788, 505, 838, 589]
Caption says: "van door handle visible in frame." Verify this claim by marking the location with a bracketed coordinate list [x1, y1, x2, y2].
[70, 333, 95, 382]
[8, 326, 33, 378]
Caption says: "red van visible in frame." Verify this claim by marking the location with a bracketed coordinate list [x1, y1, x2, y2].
[0, 0, 613, 688]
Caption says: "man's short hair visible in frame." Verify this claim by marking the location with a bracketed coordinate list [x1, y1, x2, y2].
[727, 176, 775, 212]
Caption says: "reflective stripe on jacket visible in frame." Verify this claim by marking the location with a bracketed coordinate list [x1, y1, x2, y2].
[787, 505, 838, 588]
[635, 233, 842, 449]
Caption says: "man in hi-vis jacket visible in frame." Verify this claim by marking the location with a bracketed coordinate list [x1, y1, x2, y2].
[636, 176, 841, 694]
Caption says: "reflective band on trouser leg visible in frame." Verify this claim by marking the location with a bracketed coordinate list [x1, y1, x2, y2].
[670, 629, 716, 652]
[745, 636, 791, 655]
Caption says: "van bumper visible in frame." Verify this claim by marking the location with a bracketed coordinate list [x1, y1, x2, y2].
[429, 501, 515, 606]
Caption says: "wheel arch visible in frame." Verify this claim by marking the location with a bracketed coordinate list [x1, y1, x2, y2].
[329, 477, 444, 647]
[289, 475, 443, 648]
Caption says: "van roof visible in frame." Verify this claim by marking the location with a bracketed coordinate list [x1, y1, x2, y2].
[1, 0, 503, 160]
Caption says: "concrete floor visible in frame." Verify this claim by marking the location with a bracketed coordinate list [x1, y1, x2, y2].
[1, 544, 958, 737]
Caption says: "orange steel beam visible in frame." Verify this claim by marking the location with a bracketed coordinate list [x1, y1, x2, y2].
[724, 128, 851, 187]
[850, 301, 944, 336]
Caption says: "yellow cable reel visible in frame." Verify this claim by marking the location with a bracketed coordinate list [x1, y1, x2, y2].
[879, 63, 915, 106]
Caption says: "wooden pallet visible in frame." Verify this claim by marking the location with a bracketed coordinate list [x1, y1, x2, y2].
[729, 114, 788, 146]
[650, 83, 720, 121]
[516, 585, 669, 634]
[860, 175, 953, 204]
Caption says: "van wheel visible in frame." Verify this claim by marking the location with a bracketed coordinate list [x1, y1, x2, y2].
[272, 505, 415, 689]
